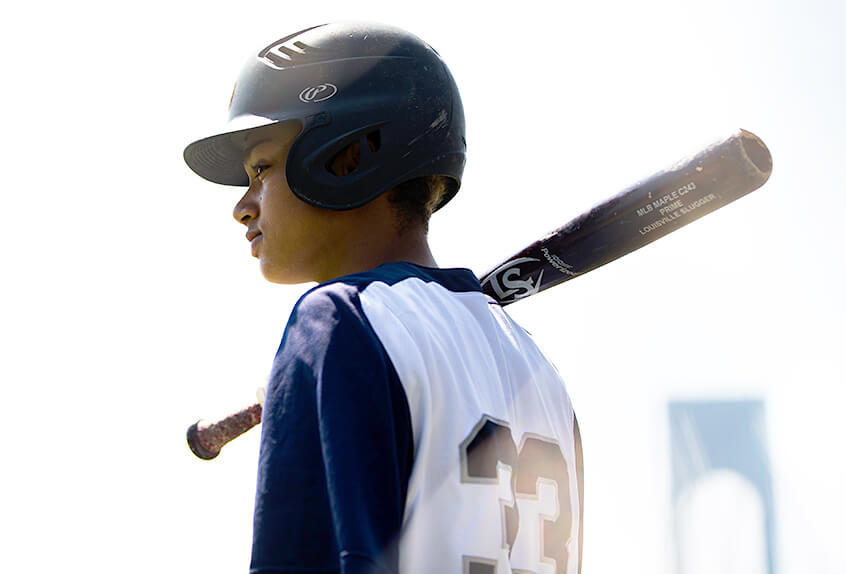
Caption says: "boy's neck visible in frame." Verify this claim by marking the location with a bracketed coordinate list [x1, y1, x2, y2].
[311, 197, 438, 283]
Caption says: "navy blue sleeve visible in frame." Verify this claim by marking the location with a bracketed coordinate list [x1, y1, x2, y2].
[250, 282, 414, 574]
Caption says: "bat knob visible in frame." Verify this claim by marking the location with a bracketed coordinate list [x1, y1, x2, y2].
[186, 420, 221, 460]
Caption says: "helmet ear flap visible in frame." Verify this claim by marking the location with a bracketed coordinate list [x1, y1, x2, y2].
[287, 121, 392, 210]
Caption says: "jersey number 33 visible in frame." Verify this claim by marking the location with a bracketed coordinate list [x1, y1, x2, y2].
[459, 415, 573, 574]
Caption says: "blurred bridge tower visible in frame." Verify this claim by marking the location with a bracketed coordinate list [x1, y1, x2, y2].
[668, 400, 777, 574]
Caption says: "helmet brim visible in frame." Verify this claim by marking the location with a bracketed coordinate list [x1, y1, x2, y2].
[183, 117, 299, 187]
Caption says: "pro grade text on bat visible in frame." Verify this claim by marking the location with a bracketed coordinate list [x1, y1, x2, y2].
[540, 247, 577, 277]
[636, 182, 698, 216]
[638, 193, 719, 236]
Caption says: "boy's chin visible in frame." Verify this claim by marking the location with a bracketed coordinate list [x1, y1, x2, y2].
[260, 259, 312, 285]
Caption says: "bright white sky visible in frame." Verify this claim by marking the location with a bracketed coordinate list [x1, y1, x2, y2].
[2, 1, 844, 572]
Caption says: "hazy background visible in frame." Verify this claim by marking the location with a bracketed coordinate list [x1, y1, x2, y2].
[2, 0, 844, 572]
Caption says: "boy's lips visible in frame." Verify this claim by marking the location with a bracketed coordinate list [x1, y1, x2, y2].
[247, 230, 262, 257]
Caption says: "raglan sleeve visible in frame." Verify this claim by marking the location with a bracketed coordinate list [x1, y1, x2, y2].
[250, 283, 414, 574]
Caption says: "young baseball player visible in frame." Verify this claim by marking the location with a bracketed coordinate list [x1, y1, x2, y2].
[184, 22, 583, 574]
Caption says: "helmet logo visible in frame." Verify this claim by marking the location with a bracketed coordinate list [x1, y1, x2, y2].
[257, 25, 325, 69]
[299, 84, 338, 103]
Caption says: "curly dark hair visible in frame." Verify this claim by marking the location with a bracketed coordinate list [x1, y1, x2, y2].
[387, 176, 449, 234]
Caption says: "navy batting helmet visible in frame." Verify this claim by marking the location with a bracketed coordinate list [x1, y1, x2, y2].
[183, 22, 466, 211]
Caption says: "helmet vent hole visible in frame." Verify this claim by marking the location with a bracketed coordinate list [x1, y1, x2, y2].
[327, 131, 382, 177]
[367, 130, 381, 152]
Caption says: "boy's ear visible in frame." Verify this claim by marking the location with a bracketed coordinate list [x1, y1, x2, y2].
[329, 141, 362, 177]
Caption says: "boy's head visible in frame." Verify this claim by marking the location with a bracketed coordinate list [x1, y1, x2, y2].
[184, 22, 465, 283]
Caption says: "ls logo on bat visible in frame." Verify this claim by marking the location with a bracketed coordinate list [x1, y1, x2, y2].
[482, 257, 543, 303]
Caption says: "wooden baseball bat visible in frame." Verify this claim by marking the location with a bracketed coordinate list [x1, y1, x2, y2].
[187, 128, 772, 460]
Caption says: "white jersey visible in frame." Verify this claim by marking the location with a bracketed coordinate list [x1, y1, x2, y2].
[251, 263, 581, 574]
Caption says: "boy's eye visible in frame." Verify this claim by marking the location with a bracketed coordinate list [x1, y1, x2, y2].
[252, 164, 271, 178]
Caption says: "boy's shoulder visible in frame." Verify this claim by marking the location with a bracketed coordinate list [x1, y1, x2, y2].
[281, 263, 483, 349]
[275, 263, 481, 366]
[297, 263, 481, 310]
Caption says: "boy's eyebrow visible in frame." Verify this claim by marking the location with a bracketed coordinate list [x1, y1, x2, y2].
[243, 139, 273, 167]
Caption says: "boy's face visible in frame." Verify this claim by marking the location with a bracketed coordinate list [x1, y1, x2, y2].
[234, 123, 343, 284]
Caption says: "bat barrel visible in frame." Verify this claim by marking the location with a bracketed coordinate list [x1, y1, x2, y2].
[480, 128, 773, 305]
[186, 402, 263, 460]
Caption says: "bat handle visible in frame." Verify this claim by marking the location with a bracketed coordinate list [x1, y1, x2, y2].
[186, 402, 263, 460]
